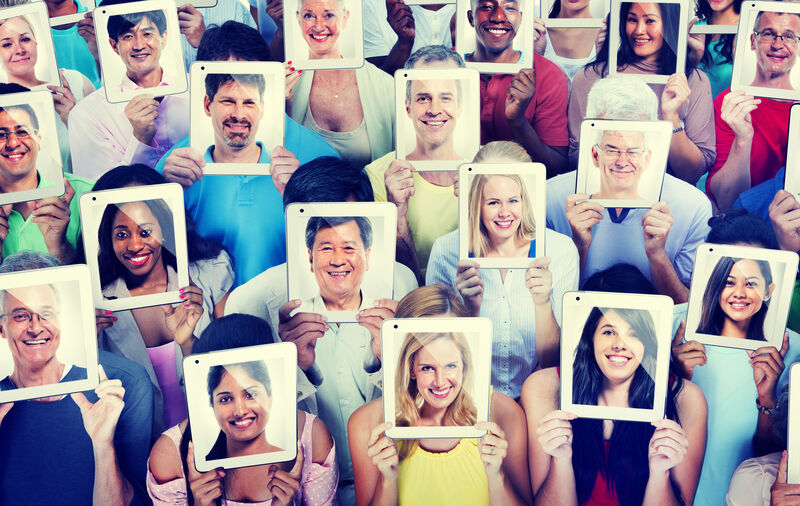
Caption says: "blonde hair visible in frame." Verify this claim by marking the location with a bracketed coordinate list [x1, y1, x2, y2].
[395, 285, 470, 319]
[394, 331, 477, 459]
[0, 15, 36, 38]
[472, 141, 532, 164]
[467, 173, 536, 257]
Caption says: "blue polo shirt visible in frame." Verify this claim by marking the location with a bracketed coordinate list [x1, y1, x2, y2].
[155, 115, 338, 286]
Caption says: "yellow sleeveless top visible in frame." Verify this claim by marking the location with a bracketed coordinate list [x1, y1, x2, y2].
[397, 439, 490, 506]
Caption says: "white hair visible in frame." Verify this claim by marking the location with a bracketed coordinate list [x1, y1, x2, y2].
[585, 75, 659, 121]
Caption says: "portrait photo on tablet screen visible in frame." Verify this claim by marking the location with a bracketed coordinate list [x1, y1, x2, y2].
[685, 243, 798, 350]
[283, 0, 364, 70]
[80, 184, 189, 312]
[0, 265, 98, 403]
[382, 317, 493, 439]
[184, 343, 298, 472]
[560, 291, 673, 422]
[189, 61, 285, 176]
[458, 163, 546, 269]
[608, 0, 688, 84]
[395, 67, 480, 171]
[455, 0, 534, 74]
[732, 2, 800, 100]
[0, 90, 64, 206]
[94, 0, 187, 103]
[539, 0, 610, 28]
[0, 2, 60, 88]
[576, 119, 672, 208]
[48, 0, 97, 28]
[286, 202, 396, 323]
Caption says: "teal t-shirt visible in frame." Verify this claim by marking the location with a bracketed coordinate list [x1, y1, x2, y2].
[696, 20, 734, 99]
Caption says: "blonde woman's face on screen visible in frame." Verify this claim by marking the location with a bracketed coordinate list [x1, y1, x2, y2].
[592, 310, 645, 384]
[480, 175, 523, 245]
[212, 366, 270, 444]
[0, 17, 37, 77]
[298, 0, 349, 59]
[718, 259, 773, 325]
[411, 338, 464, 413]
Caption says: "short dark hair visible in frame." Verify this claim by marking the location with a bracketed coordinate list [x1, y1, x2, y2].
[582, 263, 658, 294]
[204, 73, 265, 103]
[107, 9, 167, 42]
[197, 21, 270, 62]
[706, 208, 778, 249]
[283, 157, 374, 207]
[0, 103, 38, 131]
[304, 216, 373, 250]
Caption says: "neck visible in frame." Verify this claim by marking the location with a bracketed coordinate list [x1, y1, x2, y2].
[10, 72, 46, 89]
[406, 140, 460, 161]
[322, 290, 362, 311]
[752, 71, 794, 90]
[709, 7, 738, 25]
[419, 402, 447, 426]
[225, 432, 273, 458]
[419, 170, 458, 187]
[46, 0, 78, 17]
[211, 143, 261, 164]
[598, 378, 633, 408]
[487, 235, 527, 257]
[11, 359, 65, 390]
[557, 6, 593, 19]
[125, 257, 169, 293]
[127, 66, 164, 89]
[720, 317, 749, 339]
[471, 44, 520, 64]
[0, 169, 38, 195]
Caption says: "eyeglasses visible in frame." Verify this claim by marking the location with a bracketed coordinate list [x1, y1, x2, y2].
[596, 145, 646, 160]
[754, 30, 800, 46]
[0, 128, 35, 143]
[1, 309, 58, 324]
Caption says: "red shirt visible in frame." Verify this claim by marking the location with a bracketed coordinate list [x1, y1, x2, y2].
[706, 88, 792, 200]
[478, 53, 569, 147]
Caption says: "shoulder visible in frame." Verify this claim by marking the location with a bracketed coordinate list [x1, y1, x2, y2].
[490, 391, 524, 424]
[544, 228, 578, 255]
[675, 378, 708, 415]
[148, 429, 184, 484]
[393, 261, 419, 298]
[430, 230, 458, 258]
[306, 411, 335, 465]
[190, 249, 233, 273]
[225, 264, 285, 317]
[349, 398, 383, 434]
[98, 349, 151, 388]
[687, 68, 711, 87]
[570, 66, 602, 95]
[284, 114, 340, 160]
[359, 61, 394, 85]
[546, 171, 577, 207]
[520, 367, 560, 408]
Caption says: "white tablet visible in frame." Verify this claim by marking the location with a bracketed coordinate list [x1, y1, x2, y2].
[456, 0, 535, 74]
[283, 0, 364, 71]
[0, 2, 60, 87]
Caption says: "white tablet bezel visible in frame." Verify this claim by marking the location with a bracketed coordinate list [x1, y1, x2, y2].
[0, 264, 99, 403]
[382, 317, 493, 439]
[788, 362, 800, 483]
[47, 0, 96, 27]
[786, 103, 800, 199]
[457, 162, 546, 268]
[189, 61, 285, 176]
[0, 2, 61, 87]
[79, 183, 190, 312]
[608, 0, 689, 84]
[559, 291, 673, 422]
[540, 0, 610, 28]
[184, 343, 298, 472]
[394, 67, 481, 172]
[285, 202, 397, 323]
[685, 243, 799, 350]
[576, 119, 672, 208]
[94, 0, 188, 103]
[283, 0, 365, 71]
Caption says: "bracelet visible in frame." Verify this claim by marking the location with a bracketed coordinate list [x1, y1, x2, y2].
[672, 120, 685, 134]
[756, 397, 775, 416]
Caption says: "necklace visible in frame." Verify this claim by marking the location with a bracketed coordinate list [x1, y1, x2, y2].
[315, 70, 355, 99]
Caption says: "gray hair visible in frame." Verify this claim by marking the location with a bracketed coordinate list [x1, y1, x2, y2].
[0, 252, 61, 317]
[754, 11, 800, 34]
[404, 45, 466, 108]
[297, 0, 348, 14]
[585, 75, 659, 121]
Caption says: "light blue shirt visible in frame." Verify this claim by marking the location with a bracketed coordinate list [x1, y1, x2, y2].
[426, 229, 579, 399]
[248, 0, 278, 44]
[180, 0, 257, 70]
[154, 115, 339, 287]
[546, 171, 712, 286]
[50, 0, 101, 89]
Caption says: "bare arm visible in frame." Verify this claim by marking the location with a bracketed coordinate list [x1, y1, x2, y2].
[661, 74, 703, 184]
[527, 258, 560, 368]
[348, 401, 398, 506]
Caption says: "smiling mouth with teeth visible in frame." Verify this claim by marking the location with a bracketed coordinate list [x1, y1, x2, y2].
[430, 386, 452, 399]
[727, 301, 751, 310]
[606, 354, 632, 366]
[23, 337, 49, 346]
[494, 219, 514, 229]
[310, 33, 331, 41]
[230, 417, 255, 429]
[125, 253, 151, 267]
[327, 270, 351, 278]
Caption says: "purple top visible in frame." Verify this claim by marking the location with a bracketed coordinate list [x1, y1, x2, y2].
[146, 342, 188, 429]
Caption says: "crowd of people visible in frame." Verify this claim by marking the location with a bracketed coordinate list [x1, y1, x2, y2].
[1, 0, 800, 505]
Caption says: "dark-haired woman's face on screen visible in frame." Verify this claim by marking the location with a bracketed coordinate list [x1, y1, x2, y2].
[592, 309, 645, 382]
[110, 202, 164, 277]
[212, 366, 270, 443]
[480, 175, 523, 246]
[705, 0, 735, 13]
[719, 259, 774, 325]
[412, 338, 464, 411]
[625, 3, 664, 61]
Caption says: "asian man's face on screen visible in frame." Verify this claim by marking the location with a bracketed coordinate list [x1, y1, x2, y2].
[110, 15, 166, 78]
[204, 80, 264, 150]
[0, 107, 40, 185]
[308, 220, 370, 309]
[751, 12, 800, 82]
[0, 285, 61, 371]
[406, 78, 461, 150]
[469, 0, 521, 54]
[591, 130, 650, 199]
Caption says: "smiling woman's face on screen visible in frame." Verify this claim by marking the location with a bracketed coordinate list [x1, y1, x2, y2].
[110, 202, 165, 278]
[625, 3, 665, 62]
[297, 0, 349, 59]
[412, 337, 465, 412]
[211, 365, 271, 446]
[0, 17, 37, 80]
[592, 309, 645, 384]
[717, 258, 773, 327]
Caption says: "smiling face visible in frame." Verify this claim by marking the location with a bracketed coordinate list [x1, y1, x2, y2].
[308, 219, 370, 310]
[718, 259, 775, 326]
[204, 80, 264, 151]
[480, 175, 523, 246]
[411, 337, 464, 411]
[0, 285, 61, 372]
[297, 0, 349, 59]
[592, 309, 645, 383]
[111, 202, 165, 278]
[469, 0, 521, 54]
[559, 0, 592, 15]
[212, 366, 270, 444]
[110, 15, 166, 79]
[625, 3, 665, 62]
[407, 78, 461, 150]
[750, 12, 800, 82]
[591, 130, 650, 199]
[0, 107, 40, 187]
[0, 17, 37, 78]
[706, 0, 735, 13]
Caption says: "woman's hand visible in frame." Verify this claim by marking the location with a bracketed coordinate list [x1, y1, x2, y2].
[456, 260, 483, 317]
[476, 421, 509, 475]
[284, 61, 302, 103]
[95, 309, 116, 336]
[49, 70, 77, 126]
[357, 299, 399, 362]
[660, 73, 691, 124]
[536, 410, 576, 460]
[268, 444, 304, 506]
[648, 418, 689, 474]
[595, 18, 607, 54]
[186, 441, 225, 506]
[526, 257, 553, 306]
[163, 285, 204, 353]
[687, 17, 706, 67]
[367, 421, 399, 480]
[670, 320, 706, 380]
[71, 365, 125, 447]
[750, 331, 789, 409]
[533, 18, 547, 55]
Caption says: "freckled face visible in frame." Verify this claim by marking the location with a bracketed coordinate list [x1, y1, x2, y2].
[212, 367, 270, 443]
[411, 338, 464, 412]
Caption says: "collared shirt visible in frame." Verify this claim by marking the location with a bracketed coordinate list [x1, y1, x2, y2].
[154, 118, 339, 287]
[2, 172, 94, 259]
[180, 0, 257, 70]
[299, 288, 379, 315]
[68, 73, 189, 180]
[223, 261, 419, 505]
[426, 229, 579, 399]
[363, 3, 456, 58]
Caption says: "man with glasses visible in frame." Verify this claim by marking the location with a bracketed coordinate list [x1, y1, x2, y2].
[749, 11, 800, 89]
[591, 129, 652, 201]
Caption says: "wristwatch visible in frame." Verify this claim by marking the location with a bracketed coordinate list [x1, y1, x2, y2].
[672, 120, 685, 134]
[756, 397, 775, 416]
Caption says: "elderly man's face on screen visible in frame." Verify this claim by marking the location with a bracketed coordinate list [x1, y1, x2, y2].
[469, 0, 521, 54]
[591, 130, 651, 199]
[0, 106, 40, 185]
[0, 284, 61, 370]
[407, 79, 462, 149]
[110, 14, 166, 76]
[308, 219, 371, 309]
[204, 78, 265, 150]
[751, 12, 800, 85]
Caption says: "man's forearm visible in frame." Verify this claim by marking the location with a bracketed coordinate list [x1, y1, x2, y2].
[648, 250, 689, 304]
[379, 39, 414, 76]
[92, 443, 133, 506]
[709, 136, 752, 211]
[396, 218, 422, 283]
[508, 117, 569, 177]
